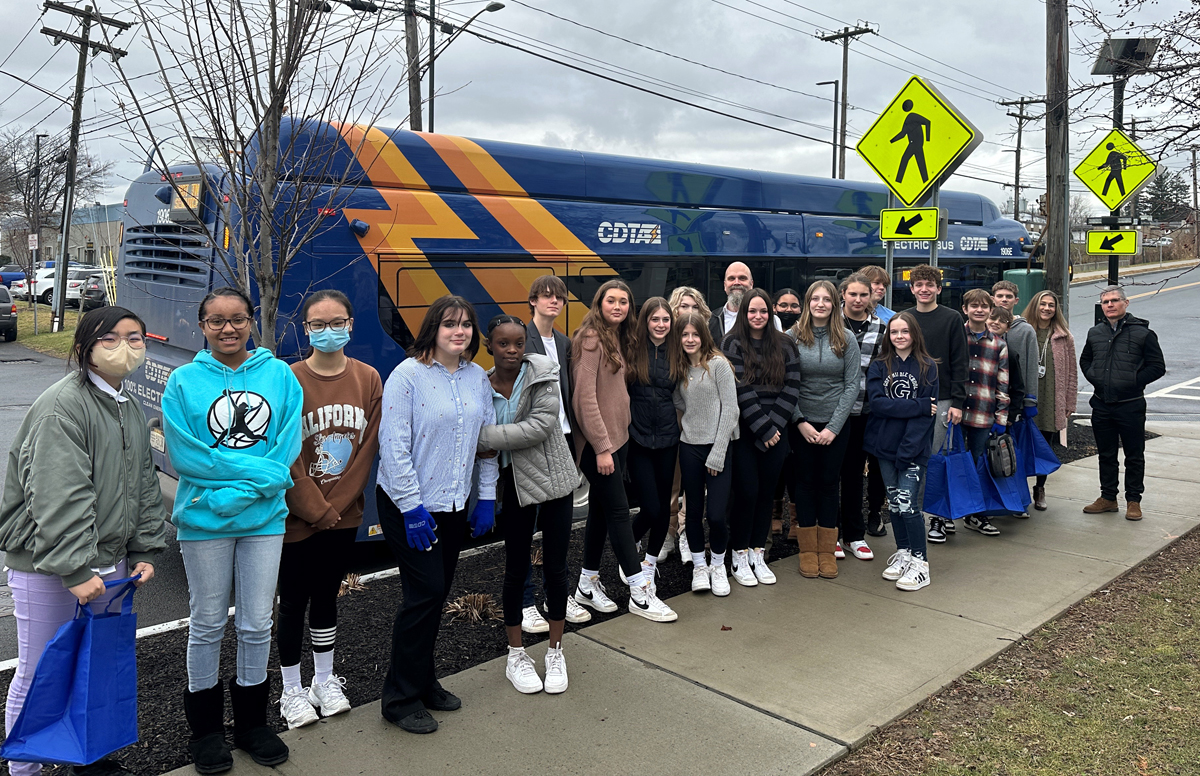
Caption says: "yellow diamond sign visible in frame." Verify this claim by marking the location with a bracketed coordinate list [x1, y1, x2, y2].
[1074, 128, 1157, 212]
[856, 76, 982, 207]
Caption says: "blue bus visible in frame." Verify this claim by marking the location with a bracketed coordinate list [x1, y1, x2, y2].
[117, 118, 1031, 540]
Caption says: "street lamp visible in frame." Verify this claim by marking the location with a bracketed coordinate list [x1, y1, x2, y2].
[428, 2, 504, 133]
[816, 81, 838, 179]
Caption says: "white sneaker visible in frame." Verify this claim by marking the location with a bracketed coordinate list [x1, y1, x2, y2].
[520, 605, 550, 634]
[730, 550, 758, 587]
[628, 584, 678, 622]
[506, 647, 543, 694]
[564, 597, 592, 624]
[543, 646, 568, 694]
[881, 549, 912, 581]
[641, 562, 658, 596]
[657, 533, 675, 562]
[749, 548, 777, 584]
[280, 685, 319, 729]
[308, 674, 351, 717]
[834, 541, 846, 559]
[691, 564, 712, 593]
[574, 575, 618, 613]
[709, 562, 731, 597]
[848, 541, 874, 561]
[896, 558, 930, 591]
[678, 531, 692, 565]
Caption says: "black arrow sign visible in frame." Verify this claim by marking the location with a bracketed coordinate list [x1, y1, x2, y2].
[895, 214, 923, 235]
[1100, 234, 1124, 251]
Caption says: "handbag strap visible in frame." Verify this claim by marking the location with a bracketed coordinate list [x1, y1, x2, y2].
[76, 575, 140, 619]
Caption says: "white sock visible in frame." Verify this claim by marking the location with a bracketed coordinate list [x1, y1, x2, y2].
[643, 555, 657, 571]
[626, 570, 646, 589]
[580, 569, 599, 585]
[508, 645, 526, 656]
[313, 649, 334, 685]
[710, 551, 726, 567]
[692, 552, 709, 567]
[281, 663, 302, 692]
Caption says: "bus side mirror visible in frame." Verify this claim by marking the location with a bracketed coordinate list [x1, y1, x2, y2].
[350, 219, 370, 237]
[154, 186, 173, 204]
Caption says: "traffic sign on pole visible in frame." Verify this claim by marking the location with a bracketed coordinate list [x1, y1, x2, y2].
[879, 207, 943, 240]
[1085, 229, 1140, 255]
[855, 76, 982, 207]
[27, 234, 38, 250]
[1073, 128, 1157, 212]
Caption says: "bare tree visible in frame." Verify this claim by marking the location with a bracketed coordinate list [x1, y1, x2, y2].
[105, 0, 410, 353]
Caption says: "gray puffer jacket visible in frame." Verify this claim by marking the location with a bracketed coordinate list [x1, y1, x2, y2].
[478, 354, 581, 507]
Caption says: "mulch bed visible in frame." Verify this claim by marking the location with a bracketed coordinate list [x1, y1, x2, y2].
[0, 420, 1153, 775]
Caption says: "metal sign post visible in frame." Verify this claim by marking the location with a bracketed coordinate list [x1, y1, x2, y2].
[884, 192, 896, 308]
[929, 184, 940, 268]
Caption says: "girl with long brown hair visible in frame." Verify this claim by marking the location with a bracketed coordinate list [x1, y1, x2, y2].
[570, 280, 677, 623]
[864, 312, 939, 592]
[721, 288, 802, 588]
[1021, 290, 1077, 509]
[787, 280, 861, 580]
[626, 298, 687, 583]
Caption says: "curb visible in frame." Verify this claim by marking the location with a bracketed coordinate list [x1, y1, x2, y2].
[1071, 260, 1199, 287]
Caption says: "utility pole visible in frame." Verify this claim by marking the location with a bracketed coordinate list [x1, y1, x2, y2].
[1000, 97, 1044, 221]
[428, 0, 436, 133]
[32, 132, 48, 332]
[1044, 0, 1070, 316]
[405, 0, 422, 131]
[1192, 147, 1198, 261]
[41, 1, 129, 332]
[819, 25, 874, 179]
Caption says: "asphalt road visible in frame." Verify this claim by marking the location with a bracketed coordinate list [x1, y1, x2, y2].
[0, 267, 1196, 660]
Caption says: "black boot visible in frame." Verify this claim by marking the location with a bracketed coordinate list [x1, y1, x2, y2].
[229, 677, 289, 767]
[183, 684, 233, 775]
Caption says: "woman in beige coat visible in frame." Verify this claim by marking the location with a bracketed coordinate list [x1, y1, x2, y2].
[1023, 290, 1078, 509]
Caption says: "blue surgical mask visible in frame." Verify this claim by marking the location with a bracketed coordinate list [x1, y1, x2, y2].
[309, 326, 350, 353]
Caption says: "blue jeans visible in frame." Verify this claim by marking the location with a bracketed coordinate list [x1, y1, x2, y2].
[878, 459, 926, 561]
[181, 534, 284, 691]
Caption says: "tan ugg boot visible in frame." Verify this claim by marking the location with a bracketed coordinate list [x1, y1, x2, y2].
[797, 526, 819, 578]
[817, 527, 839, 579]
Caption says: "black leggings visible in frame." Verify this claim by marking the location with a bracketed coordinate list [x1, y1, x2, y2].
[276, 525, 356, 667]
[579, 442, 642, 578]
[1034, 429, 1058, 488]
[730, 427, 790, 550]
[500, 466, 572, 626]
[678, 442, 732, 556]
[793, 421, 852, 530]
[629, 441, 680, 557]
[838, 414, 870, 543]
[866, 453, 887, 518]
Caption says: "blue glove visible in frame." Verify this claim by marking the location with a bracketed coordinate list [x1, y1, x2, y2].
[992, 423, 1007, 435]
[470, 499, 495, 538]
[1023, 406, 1038, 419]
[403, 505, 438, 551]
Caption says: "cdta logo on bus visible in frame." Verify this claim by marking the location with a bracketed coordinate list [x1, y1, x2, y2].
[597, 222, 662, 244]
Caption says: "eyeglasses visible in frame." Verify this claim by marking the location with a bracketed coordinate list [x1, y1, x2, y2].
[201, 316, 252, 331]
[97, 333, 146, 350]
[305, 318, 350, 333]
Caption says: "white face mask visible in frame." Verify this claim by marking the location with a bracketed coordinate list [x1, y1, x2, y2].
[91, 342, 147, 379]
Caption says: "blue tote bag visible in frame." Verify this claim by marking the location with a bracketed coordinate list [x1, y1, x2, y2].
[923, 425, 986, 520]
[2, 577, 140, 766]
[1013, 419, 1062, 479]
[977, 448, 1033, 515]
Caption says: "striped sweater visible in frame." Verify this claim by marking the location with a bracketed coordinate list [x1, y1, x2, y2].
[845, 313, 887, 416]
[722, 334, 802, 451]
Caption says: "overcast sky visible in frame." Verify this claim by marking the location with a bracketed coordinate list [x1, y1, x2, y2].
[0, 0, 1190, 214]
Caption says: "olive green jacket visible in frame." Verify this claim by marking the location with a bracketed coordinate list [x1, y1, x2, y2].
[0, 373, 167, 587]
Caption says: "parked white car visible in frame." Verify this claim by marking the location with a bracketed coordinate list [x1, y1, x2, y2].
[64, 267, 107, 307]
[10, 268, 56, 304]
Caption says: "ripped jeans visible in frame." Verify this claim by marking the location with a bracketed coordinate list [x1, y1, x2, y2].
[877, 459, 927, 561]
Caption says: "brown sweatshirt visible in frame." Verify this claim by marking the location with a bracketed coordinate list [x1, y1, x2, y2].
[285, 358, 382, 542]
[571, 330, 630, 457]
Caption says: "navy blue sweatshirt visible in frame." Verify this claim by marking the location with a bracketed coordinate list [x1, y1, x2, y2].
[863, 354, 940, 469]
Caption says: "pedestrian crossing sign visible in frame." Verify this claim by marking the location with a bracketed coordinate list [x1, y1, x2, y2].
[856, 76, 982, 207]
[1074, 128, 1157, 212]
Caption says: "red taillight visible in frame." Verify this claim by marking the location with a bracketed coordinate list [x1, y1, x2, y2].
[317, 207, 339, 217]
[9, 304, 14, 314]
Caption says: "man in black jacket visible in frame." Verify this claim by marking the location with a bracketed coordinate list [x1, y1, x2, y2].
[1078, 285, 1166, 521]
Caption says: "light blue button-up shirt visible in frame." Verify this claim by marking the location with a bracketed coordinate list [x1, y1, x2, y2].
[378, 357, 498, 514]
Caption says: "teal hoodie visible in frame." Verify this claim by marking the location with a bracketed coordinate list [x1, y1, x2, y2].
[162, 347, 303, 541]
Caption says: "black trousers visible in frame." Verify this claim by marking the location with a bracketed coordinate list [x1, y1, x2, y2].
[678, 441, 732, 556]
[500, 466, 572, 626]
[837, 414, 870, 543]
[866, 453, 886, 519]
[579, 442, 642, 578]
[377, 487, 466, 723]
[793, 421, 852, 529]
[629, 440, 680, 557]
[730, 427, 790, 550]
[1035, 430, 1058, 488]
[276, 525, 356, 666]
[1091, 397, 1147, 502]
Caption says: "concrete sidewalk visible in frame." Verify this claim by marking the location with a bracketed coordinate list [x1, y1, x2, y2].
[168, 426, 1200, 776]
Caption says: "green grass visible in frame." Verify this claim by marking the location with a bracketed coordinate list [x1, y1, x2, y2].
[14, 303, 79, 359]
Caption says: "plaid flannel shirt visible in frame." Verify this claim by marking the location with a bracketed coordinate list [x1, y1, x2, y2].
[962, 323, 1010, 429]
[848, 313, 887, 415]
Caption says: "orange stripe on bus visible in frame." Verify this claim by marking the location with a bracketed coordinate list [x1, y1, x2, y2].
[336, 123, 430, 190]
